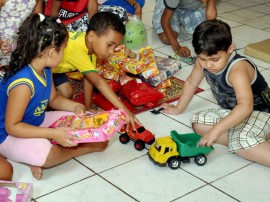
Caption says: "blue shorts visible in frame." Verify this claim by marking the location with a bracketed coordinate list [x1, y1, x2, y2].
[102, 0, 145, 15]
[53, 73, 69, 87]
[153, 0, 205, 35]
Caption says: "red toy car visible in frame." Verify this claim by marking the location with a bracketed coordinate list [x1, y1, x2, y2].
[119, 123, 155, 151]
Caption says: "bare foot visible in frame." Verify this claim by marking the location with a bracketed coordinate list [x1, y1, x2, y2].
[29, 165, 43, 180]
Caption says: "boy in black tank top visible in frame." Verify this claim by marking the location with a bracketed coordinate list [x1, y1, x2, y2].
[161, 19, 270, 167]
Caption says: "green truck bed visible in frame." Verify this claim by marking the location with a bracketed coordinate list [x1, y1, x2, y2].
[170, 130, 214, 157]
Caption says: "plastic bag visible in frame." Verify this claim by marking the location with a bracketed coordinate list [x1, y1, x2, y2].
[123, 15, 147, 51]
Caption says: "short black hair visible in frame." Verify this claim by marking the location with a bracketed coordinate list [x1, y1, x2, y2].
[87, 12, 126, 36]
[192, 19, 232, 56]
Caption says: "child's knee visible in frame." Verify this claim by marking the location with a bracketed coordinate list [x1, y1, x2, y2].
[0, 159, 13, 180]
[57, 83, 73, 99]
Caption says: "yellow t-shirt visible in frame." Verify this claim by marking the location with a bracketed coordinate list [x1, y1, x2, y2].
[52, 32, 97, 74]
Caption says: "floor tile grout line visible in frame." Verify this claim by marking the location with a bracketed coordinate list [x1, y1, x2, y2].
[33, 175, 95, 200]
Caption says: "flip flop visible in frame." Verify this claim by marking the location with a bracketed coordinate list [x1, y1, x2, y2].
[150, 107, 164, 114]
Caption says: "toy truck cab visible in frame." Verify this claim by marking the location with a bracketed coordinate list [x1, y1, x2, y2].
[148, 130, 214, 169]
[148, 136, 181, 169]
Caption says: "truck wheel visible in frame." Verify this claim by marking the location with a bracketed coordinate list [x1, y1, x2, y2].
[194, 154, 207, 166]
[134, 140, 145, 151]
[168, 157, 181, 170]
[119, 133, 130, 144]
[147, 137, 155, 145]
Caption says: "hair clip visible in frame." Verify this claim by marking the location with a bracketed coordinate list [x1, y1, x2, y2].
[56, 18, 62, 24]
[38, 13, 45, 22]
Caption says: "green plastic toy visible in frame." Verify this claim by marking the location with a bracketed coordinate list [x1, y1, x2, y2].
[148, 130, 214, 169]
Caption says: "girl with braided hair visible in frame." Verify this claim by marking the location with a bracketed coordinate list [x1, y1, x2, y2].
[0, 13, 108, 180]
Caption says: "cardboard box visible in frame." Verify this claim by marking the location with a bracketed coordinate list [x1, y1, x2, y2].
[0, 181, 33, 202]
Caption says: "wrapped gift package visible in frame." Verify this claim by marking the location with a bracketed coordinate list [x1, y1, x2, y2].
[66, 71, 84, 80]
[106, 80, 121, 93]
[92, 92, 134, 111]
[138, 47, 159, 79]
[141, 57, 181, 87]
[49, 110, 127, 144]
[118, 79, 164, 107]
[115, 44, 137, 59]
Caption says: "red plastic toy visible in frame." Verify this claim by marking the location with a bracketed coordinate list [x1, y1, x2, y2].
[118, 79, 164, 107]
[119, 123, 155, 151]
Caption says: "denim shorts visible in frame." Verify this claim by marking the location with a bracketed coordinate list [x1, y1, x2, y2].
[153, 0, 205, 35]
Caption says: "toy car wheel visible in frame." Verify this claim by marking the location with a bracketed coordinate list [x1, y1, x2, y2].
[119, 133, 130, 144]
[194, 154, 207, 166]
[168, 157, 181, 170]
[134, 140, 145, 151]
[147, 137, 155, 145]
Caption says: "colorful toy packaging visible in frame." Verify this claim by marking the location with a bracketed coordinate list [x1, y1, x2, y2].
[140, 56, 181, 87]
[138, 47, 159, 79]
[49, 110, 127, 144]
[0, 181, 33, 202]
[96, 45, 159, 80]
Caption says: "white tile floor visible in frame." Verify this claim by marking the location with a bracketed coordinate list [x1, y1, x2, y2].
[10, 1, 270, 201]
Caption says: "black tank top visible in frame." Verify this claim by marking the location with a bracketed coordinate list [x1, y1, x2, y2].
[204, 52, 270, 112]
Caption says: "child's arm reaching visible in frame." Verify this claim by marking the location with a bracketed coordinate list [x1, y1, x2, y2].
[161, 59, 204, 114]
[87, 0, 98, 19]
[32, 0, 44, 13]
[199, 60, 255, 146]
[49, 78, 86, 115]
[83, 77, 94, 111]
[84, 72, 139, 130]
[161, 8, 191, 57]
[49, 0, 62, 17]
[205, 0, 217, 20]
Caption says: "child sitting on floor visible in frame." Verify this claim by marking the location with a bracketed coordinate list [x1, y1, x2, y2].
[161, 19, 270, 167]
[0, 14, 109, 180]
[52, 12, 138, 130]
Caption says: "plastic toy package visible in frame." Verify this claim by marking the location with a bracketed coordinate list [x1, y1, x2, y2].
[49, 110, 127, 144]
[123, 15, 147, 50]
[118, 78, 164, 107]
[0, 181, 33, 202]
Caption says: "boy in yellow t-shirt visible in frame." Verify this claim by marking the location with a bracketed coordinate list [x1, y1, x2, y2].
[52, 12, 138, 129]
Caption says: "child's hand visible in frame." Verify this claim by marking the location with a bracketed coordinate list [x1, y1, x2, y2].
[0, 0, 6, 7]
[160, 103, 181, 115]
[0, 39, 11, 56]
[123, 108, 140, 131]
[85, 107, 103, 114]
[51, 127, 80, 147]
[74, 104, 86, 115]
[198, 131, 219, 147]
[177, 46, 191, 57]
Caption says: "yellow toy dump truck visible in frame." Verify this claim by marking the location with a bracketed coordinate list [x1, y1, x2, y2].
[148, 130, 214, 169]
